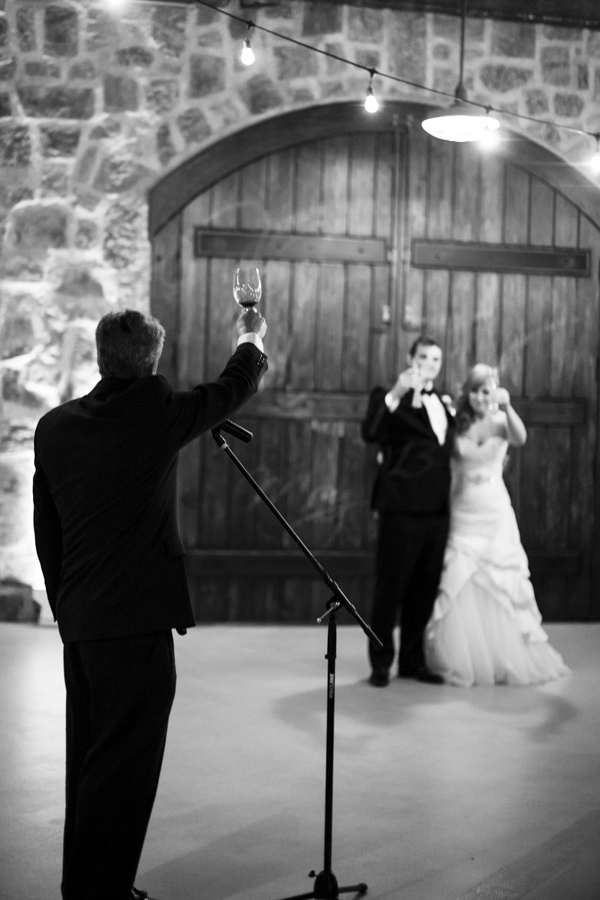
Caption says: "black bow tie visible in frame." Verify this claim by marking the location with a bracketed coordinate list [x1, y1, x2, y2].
[420, 387, 435, 395]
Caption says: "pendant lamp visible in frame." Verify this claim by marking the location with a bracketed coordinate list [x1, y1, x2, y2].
[422, 0, 499, 142]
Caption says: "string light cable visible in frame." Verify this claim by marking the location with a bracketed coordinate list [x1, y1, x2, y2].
[104, 0, 600, 166]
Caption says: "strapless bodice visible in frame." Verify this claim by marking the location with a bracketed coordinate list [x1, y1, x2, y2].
[452, 435, 508, 487]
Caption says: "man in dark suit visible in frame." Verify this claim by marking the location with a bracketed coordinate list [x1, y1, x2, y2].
[33, 306, 267, 900]
[361, 337, 454, 687]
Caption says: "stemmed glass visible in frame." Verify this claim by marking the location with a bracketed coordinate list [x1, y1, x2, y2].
[233, 267, 262, 308]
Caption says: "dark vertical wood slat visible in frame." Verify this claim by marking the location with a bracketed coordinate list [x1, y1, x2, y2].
[343, 264, 371, 391]
[551, 196, 579, 396]
[239, 157, 269, 231]
[374, 131, 394, 239]
[283, 419, 313, 551]
[348, 133, 376, 237]
[267, 148, 294, 232]
[574, 215, 599, 619]
[446, 271, 475, 393]
[404, 126, 428, 329]
[544, 428, 571, 548]
[295, 143, 322, 234]
[427, 137, 452, 239]
[528, 177, 555, 245]
[178, 256, 208, 387]
[503, 164, 530, 244]
[152, 214, 181, 386]
[255, 418, 287, 549]
[452, 143, 479, 241]
[210, 171, 238, 228]
[519, 427, 548, 548]
[422, 269, 449, 378]
[499, 275, 526, 396]
[525, 276, 552, 397]
[479, 152, 504, 243]
[337, 422, 370, 549]
[291, 262, 318, 390]
[229, 414, 259, 550]
[322, 136, 349, 235]
[310, 422, 341, 547]
[315, 263, 344, 391]
[369, 265, 394, 386]
[474, 273, 500, 366]
[181, 194, 210, 385]
[261, 259, 292, 390]
[206, 259, 238, 376]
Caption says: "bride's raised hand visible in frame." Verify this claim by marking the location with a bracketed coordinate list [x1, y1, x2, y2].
[494, 386, 511, 411]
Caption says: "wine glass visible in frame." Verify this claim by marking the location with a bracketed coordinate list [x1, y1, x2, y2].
[233, 267, 262, 308]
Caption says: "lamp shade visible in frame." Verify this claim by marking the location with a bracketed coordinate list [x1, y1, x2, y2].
[422, 99, 499, 143]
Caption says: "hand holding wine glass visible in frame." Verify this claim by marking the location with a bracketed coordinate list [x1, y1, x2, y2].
[233, 267, 262, 308]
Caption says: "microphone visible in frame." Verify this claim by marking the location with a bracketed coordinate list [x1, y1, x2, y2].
[213, 418, 253, 443]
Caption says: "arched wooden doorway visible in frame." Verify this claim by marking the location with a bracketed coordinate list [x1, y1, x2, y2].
[150, 101, 600, 623]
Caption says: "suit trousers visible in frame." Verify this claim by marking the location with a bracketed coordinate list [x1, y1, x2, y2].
[369, 511, 449, 673]
[62, 630, 177, 900]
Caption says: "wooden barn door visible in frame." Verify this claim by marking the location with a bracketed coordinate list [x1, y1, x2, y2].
[151, 106, 600, 623]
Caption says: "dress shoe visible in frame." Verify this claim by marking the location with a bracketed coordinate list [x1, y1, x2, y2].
[399, 665, 444, 684]
[369, 668, 390, 687]
[132, 888, 159, 900]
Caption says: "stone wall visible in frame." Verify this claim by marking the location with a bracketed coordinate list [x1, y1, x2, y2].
[1, 0, 600, 592]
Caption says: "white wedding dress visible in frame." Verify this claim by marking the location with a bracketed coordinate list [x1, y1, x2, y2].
[425, 434, 571, 687]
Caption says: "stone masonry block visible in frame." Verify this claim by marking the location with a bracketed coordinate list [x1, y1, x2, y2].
[491, 21, 536, 58]
[541, 46, 571, 86]
[18, 86, 95, 119]
[45, 5, 79, 57]
[189, 55, 225, 98]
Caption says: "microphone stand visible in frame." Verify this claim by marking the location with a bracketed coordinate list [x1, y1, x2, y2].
[211, 423, 382, 900]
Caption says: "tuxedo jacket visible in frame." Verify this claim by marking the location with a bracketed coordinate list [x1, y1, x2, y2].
[33, 343, 267, 643]
[361, 386, 455, 515]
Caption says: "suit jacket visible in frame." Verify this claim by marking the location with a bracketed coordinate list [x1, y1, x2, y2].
[361, 386, 454, 515]
[33, 343, 267, 643]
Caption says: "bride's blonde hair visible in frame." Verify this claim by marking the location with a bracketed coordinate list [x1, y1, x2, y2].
[455, 364, 496, 434]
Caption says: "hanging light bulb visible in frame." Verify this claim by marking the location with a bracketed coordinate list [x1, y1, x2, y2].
[422, 0, 499, 142]
[478, 112, 500, 148]
[364, 71, 379, 114]
[105, 0, 128, 10]
[589, 134, 600, 174]
[240, 28, 255, 66]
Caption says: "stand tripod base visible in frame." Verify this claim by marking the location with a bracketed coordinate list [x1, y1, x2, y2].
[277, 869, 368, 900]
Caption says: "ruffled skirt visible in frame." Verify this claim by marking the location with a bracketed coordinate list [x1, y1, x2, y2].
[425, 482, 570, 687]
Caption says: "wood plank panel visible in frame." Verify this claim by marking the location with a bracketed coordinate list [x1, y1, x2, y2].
[525, 276, 552, 397]
[348, 133, 376, 236]
[474, 272, 500, 366]
[343, 264, 371, 391]
[403, 126, 428, 328]
[315, 263, 344, 390]
[322, 136, 349, 234]
[503, 164, 530, 244]
[295, 143, 322, 234]
[479, 152, 504, 243]
[453, 143, 479, 241]
[446, 271, 475, 395]
[499, 274, 526, 395]
[267, 148, 294, 232]
[290, 262, 318, 390]
[152, 214, 181, 387]
[261, 259, 292, 390]
[239, 157, 269, 231]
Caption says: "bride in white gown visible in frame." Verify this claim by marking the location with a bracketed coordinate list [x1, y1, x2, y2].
[425, 365, 570, 687]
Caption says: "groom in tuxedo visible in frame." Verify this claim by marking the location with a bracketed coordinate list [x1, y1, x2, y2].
[361, 337, 454, 686]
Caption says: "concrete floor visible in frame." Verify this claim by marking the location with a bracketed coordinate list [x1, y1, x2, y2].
[0, 621, 599, 900]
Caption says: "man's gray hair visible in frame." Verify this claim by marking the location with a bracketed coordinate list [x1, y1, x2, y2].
[96, 309, 165, 379]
